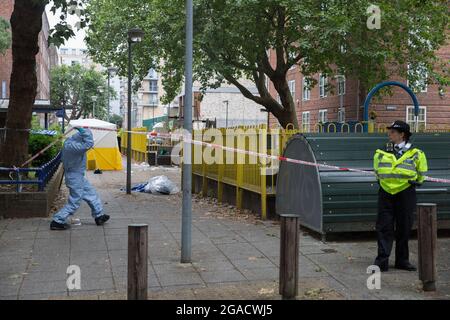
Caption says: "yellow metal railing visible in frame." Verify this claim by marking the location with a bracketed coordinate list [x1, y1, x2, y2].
[192, 125, 300, 219]
[121, 127, 148, 162]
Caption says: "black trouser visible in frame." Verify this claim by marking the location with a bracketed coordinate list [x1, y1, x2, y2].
[375, 186, 416, 268]
[117, 137, 121, 153]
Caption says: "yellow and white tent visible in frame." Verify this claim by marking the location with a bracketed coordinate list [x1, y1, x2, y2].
[68, 119, 123, 171]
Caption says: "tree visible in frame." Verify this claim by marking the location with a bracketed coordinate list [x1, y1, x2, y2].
[0, 0, 88, 167]
[0, 17, 11, 54]
[109, 114, 123, 127]
[50, 64, 114, 121]
[86, 0, 448, 129]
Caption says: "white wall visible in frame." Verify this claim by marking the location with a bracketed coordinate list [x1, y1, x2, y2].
[198, 88, 267, 127]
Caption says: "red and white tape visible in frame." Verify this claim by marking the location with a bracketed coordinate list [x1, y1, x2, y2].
[18, 126, 450, 185]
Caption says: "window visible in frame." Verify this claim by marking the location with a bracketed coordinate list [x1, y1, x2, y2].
[319, 74, 328, 98]
[302, 77, 310, 101]
[149, 80, 158, 92]
[71, 48, 77, 55]
[337, 76, 346, 95]
[338, 107, 345, 123]
[71, 60, 79, 66]
[288, 80, 295, 100]
[1, 80, 6, 99]
[302, 112, 310, 132]
[407, 64, 428, 93]
[149, 93, 158, 105]
[406, 106, 426, 130]
[319, 109, 328, 123]
[60, 48, 68, 55]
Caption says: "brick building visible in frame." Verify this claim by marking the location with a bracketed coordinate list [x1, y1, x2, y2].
[267, 45, 450, 131]
[0, 0, 55, 127]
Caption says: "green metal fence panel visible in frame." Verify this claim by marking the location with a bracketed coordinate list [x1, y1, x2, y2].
[277, 133, 450, 234]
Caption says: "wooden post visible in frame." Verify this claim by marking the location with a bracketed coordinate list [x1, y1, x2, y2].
[128, 224, 148, 300]
[279, 216, 299, 299]
[417, 203, 437, 292]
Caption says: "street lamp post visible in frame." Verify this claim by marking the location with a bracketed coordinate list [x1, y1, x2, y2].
[260, 108, 270, 129]
[181, 0, 193, 263]
[107, 67, 118, 122]
[126, 28, 145, 195]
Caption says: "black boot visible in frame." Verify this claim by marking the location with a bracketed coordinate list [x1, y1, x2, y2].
[395, 262, 417, 271]
[374, 261, 389, 272]
[95, 214, 110, 226]
[50, 221, 70, 230]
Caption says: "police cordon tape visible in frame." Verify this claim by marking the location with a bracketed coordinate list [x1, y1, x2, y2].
[14, 125, 450, 185]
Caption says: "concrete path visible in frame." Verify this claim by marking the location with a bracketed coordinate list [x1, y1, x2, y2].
[0, 164, 449, 300]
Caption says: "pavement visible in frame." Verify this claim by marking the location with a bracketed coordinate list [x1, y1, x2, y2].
[0, 162, 449, 300]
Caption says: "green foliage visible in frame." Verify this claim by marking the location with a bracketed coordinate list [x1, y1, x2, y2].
[50, 64, 115, 120]
[0, 17, 11, 54]
[109, 114, 123, 127]
[28, 134, 62, 167]
[31, 115, 41, 130]
[85, 0, 449, 127]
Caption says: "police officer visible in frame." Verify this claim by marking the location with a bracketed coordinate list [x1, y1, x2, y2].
[373, 120, 428, 272]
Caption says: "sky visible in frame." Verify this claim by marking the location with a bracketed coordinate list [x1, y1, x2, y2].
[45, 3, 87, 49]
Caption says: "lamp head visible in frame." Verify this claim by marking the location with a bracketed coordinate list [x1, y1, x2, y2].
[107, 66, 118, 76]
[128, 28, 144, 43]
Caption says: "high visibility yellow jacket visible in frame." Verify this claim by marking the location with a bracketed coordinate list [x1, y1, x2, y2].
[373, 146, 428, 195]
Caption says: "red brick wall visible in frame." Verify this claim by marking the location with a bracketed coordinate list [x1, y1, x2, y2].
[0, 0, 50, 101]
[268, 46, 450, 130]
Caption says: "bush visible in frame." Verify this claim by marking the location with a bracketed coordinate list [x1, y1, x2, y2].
[28, 133, 62, 167]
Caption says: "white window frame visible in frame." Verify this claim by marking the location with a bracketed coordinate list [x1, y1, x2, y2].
[337, 76, 346, 95]
[288, 80, 296, 100]
[338, 107, 345, 123]
[302, 77, 310, 101]
[319, 73, 328, 98]
[149, 80, 158, 92]
[149, 93, 158, 105]
[302, 111, 310, 132]
[1, 80, 6, 99]
[318, 109, 328, 123]
[406, 106, 427, 130]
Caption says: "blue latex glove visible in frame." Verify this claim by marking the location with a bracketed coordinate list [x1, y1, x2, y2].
[76, 127, 85, 134]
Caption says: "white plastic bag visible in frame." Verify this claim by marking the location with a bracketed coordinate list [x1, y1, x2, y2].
[144, 175, 179, 195]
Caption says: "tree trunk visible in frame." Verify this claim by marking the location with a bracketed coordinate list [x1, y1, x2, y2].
[271, 77, 299, 129]
[0, 0, 45, 167]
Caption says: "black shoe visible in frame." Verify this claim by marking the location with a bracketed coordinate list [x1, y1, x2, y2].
[395, 262, 417, 271]
[50, 221, 70, 230]
[374, 260, 389, 272]
[95, 214, 110, 226]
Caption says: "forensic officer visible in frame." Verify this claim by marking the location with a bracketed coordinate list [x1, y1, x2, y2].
[373, 120, 428, 272]
[50, 127, 110, 230]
